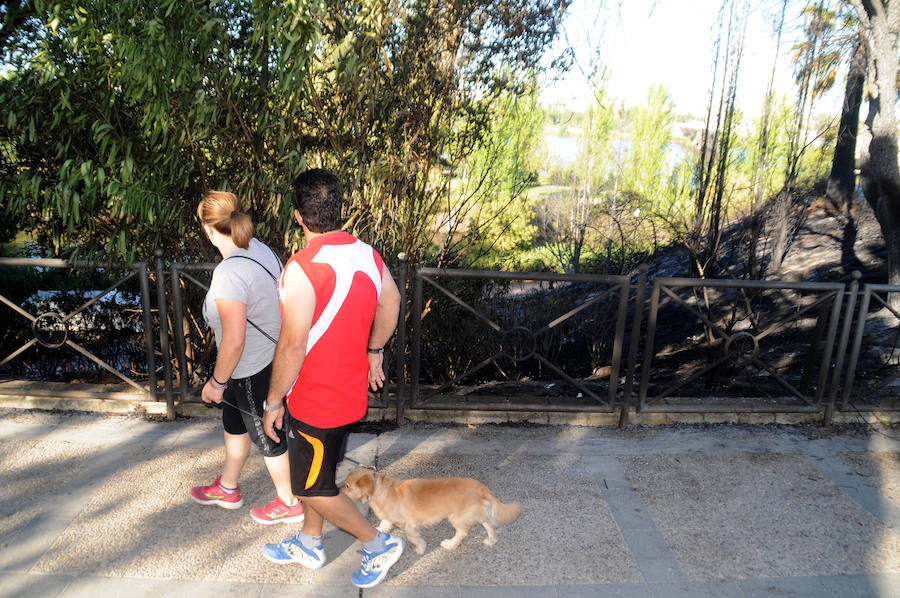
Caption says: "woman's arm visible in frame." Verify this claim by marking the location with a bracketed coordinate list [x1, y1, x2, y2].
[200, 299, 247, 403]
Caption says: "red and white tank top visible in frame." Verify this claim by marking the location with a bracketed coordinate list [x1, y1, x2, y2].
[280, 231, 383, 428]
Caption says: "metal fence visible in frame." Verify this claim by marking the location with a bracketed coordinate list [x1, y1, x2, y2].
[838, 283, 900, 417]
[402, 266, 632, 419]
[395, 266, 898, 425]
[2, 253, 898, 425]
[0, 257, 158, 399]
[632, 277, 847, 416]
[164, 257, 393, 414]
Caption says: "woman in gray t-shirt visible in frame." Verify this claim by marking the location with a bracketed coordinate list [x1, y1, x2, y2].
[189, 191, 305, 526]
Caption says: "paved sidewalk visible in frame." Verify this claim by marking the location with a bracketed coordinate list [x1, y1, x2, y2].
[0, 408, 898, 597]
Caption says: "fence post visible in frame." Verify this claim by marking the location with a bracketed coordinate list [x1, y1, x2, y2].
[840, 282, 875, 414]
[170, 263, 190, 405]
[636, 277, 662, 414]
[410, 269, 423, 409]
[824, 271, 860, 426]
[395, 253, 408, 425]
[136, 261, 158, 402]
[154, 249, 175, 420]
[619, 264, 647, 428]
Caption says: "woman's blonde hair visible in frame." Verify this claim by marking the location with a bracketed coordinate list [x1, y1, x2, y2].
[197, 191, 254, 249]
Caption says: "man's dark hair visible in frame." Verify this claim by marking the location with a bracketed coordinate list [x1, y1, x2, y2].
[292, 168, 343, 233]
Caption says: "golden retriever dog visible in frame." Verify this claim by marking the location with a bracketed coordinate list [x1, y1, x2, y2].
[342, 467, 522, 555]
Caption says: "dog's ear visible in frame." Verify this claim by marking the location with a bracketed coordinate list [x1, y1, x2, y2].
[356, 471, 376, 503]
[341, 470, 360, 496]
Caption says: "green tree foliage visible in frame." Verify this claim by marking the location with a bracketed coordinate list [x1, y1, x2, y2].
[1, 0, 318, 261]
[535, 69, 673, 274]
[785, 0, 842, 188]
[458, 79, 545, 269]
[622, 83, 675, 214]
[735, 97, 793, 201]
[578, 73, 616, 192]
[536, 71, 616, 274]
[0, 0, 571, 264]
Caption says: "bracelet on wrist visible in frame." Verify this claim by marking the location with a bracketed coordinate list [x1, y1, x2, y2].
[366, 347, 384, 354]
[212, 373, 228, 386]
[208, 378, 226, 390]
[263, 399, 283, 412]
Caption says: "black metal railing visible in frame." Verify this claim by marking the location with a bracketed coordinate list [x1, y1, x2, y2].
[402, 267, 631, 417]
[0, 257, 158, 400]
[838, 282, 900, 418]
[636, 278, 846, 412]
[164, 255, 393, 413]
[2, 252, 898, 426]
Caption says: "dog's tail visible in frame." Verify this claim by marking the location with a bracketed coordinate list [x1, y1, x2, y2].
[486, 494, 522, 526]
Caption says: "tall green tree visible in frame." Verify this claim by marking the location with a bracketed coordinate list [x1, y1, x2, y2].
[692, 0, 747, 277]
[785, 1, 841, 188]
[622, 83, 675, 215]
[457, 79, 545, 269]
[1, 0, 318, 261]
[0, 0, 572, 265]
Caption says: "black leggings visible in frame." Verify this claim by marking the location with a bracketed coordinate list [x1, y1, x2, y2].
[221, 363, 287, 457]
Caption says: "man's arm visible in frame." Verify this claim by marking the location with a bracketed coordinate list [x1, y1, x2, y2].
[263, 260, 315, 441]
[366, 263, 401, 391]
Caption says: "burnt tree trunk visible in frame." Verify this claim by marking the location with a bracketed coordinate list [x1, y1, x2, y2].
[850, 0, 900, 305]
[825, 32, 866, 214]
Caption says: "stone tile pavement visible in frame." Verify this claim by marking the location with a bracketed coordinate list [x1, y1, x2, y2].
[0, 408, 898, 597]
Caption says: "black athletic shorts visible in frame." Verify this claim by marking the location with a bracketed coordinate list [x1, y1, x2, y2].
[285, 411, 351, 497]
[221, 362, 287, 458]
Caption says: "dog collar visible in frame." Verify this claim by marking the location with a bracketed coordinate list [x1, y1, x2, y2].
[344, 456, 377, 472]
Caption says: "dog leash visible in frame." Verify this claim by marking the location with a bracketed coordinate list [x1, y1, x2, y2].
[206, 398, 376, 470]
[343, 455, 376, 471]
[202, 395, 262, 420]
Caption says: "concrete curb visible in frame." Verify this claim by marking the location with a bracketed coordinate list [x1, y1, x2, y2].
[1, 393, 897, 428]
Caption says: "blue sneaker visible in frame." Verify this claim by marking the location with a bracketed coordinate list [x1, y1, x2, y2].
[262, 532, 326, 569]
[351, 534, 404, 588]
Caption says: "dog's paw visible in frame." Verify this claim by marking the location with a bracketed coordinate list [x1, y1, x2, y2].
[414, 543, 426, 555]
[440, 539, 459, 550]
[377, 521, 393, 533]
[483, 537, 497, 547]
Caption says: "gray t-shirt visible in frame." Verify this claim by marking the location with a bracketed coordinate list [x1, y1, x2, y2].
[203, 238, 282, 379]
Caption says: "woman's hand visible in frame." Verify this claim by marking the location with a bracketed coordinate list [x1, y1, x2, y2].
[201, 379, 225, 404]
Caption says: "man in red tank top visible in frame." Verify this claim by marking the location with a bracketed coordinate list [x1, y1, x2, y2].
[261, 169, 403, 588]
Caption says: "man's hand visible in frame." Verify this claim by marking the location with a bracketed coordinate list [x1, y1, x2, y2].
[366, 263, 400, 392]
[201, 380, 224, 404]
[263, 403, 284, 442]
[367, 352, 386, 391]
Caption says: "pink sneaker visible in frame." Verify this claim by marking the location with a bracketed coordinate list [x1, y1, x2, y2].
[189, 476, 243, 509]
[250, 496, 305, 525]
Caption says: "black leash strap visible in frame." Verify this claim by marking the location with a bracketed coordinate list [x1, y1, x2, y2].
[214, 396, 259, 420]
[207, 398, 374, 469]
